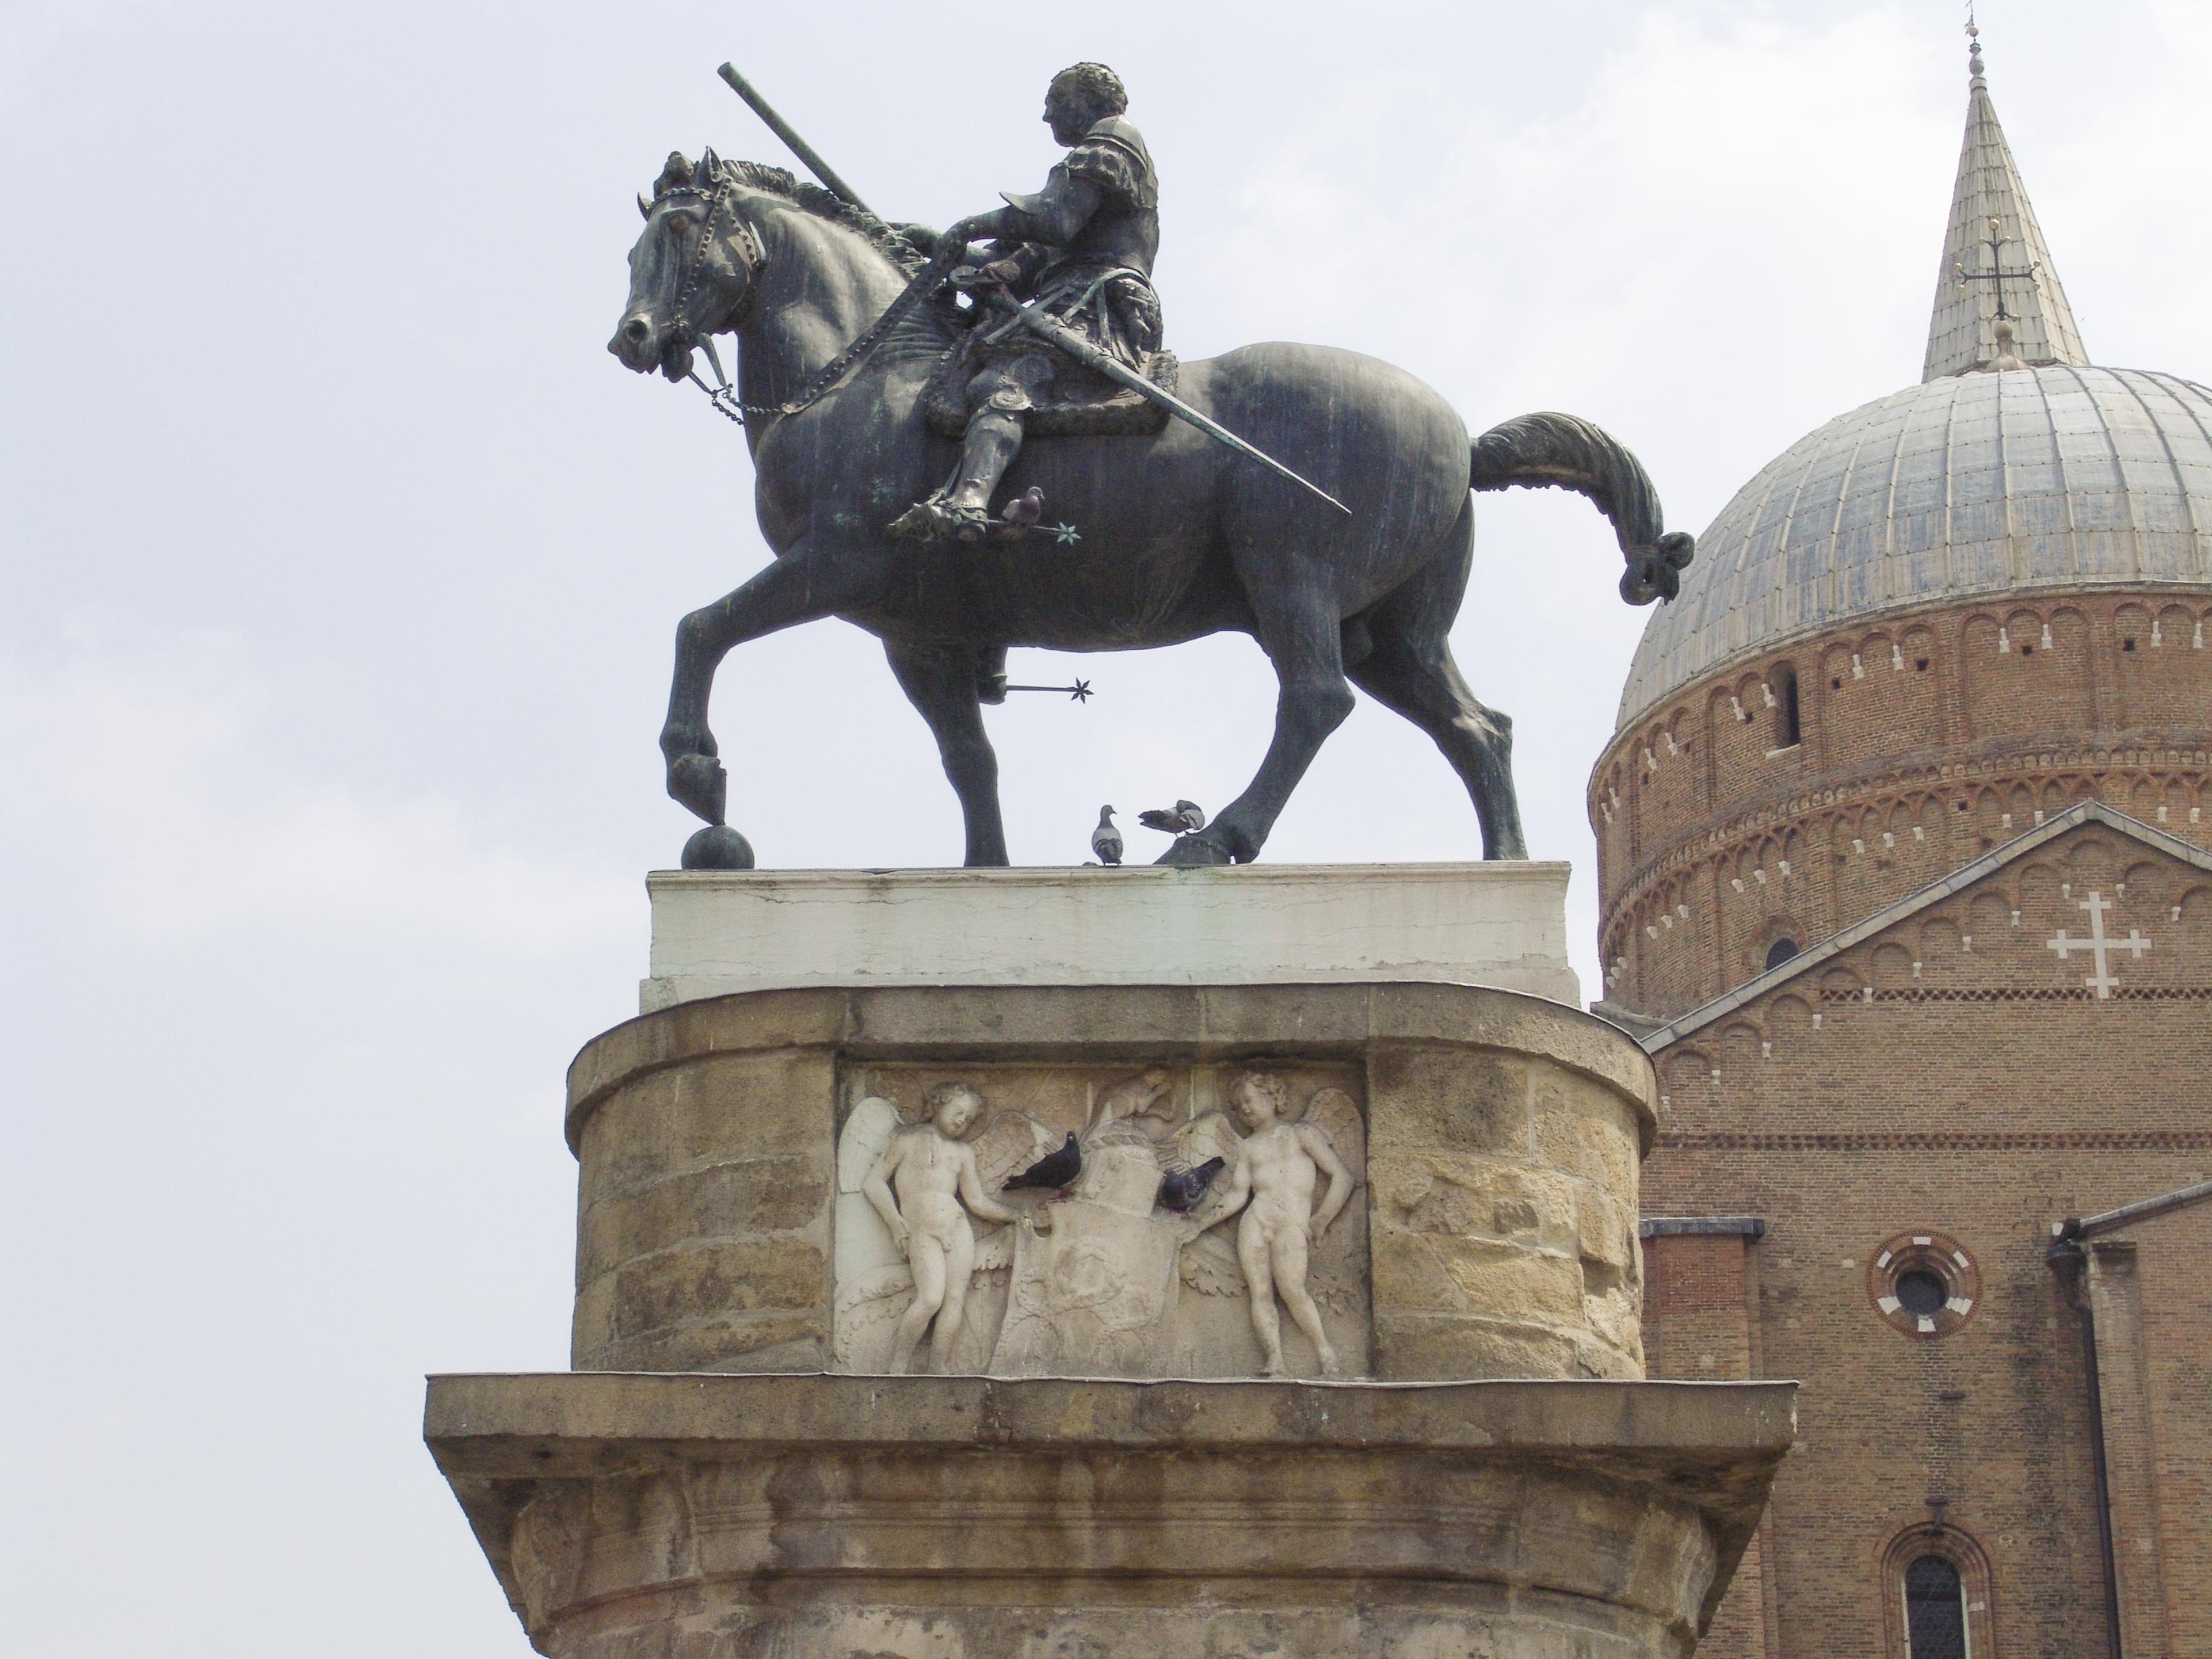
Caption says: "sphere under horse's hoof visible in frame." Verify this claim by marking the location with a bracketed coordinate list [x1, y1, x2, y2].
[681, 824, 756, 870]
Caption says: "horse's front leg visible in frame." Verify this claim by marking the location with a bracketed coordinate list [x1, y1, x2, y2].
[884, 641, 1009, 866]
[1161, 586, 1355, 866]
[660, 540, 884, 832]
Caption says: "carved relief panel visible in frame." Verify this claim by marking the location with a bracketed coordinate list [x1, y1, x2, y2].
[833, 1061, 1369, 1380]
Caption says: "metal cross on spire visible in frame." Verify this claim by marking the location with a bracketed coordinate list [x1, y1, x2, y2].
[1955, 215, 2041, 325]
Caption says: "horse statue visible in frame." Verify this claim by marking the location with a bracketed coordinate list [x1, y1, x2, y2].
[609, 148, 1691, 868]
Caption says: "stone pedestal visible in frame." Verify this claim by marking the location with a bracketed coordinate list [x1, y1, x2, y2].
[642, 860, 1580, 1010]
[429, 863, 1790, 1656]
[428, 1372, 1793, 1659]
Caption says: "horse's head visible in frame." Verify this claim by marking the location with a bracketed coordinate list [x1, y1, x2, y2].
[609, 149, 763, 381]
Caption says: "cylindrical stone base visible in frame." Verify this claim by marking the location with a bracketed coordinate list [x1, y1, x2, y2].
[562, 982, 1656, 1383]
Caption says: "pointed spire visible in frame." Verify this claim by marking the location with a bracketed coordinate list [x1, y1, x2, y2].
[1923, 24, 2089, 380]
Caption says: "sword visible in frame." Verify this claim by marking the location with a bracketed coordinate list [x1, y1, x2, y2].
[979, 290, 1351, 515]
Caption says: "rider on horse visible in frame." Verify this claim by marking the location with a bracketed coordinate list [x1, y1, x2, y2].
[889, 62, 1162, 543]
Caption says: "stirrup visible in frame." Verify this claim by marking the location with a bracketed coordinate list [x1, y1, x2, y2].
[887, 497, 991, 542]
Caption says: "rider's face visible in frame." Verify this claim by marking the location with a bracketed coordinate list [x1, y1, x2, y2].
[1044, 89, 1090, 146]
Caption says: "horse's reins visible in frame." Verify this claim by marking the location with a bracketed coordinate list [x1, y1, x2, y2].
[664, 176, 963, 427]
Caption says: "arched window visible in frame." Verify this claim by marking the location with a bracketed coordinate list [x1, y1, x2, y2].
[1881, 1523, 1993, 1659]
[1765, 937, 1800, 971]
[1903, 1555, 1968, 1658]
[1772, 663, 1801, 749]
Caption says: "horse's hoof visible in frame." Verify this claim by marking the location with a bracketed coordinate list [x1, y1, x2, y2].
[681, 823, 756, 870]
[668, 754, 729, 823]
[1155, 834, 1234, 867]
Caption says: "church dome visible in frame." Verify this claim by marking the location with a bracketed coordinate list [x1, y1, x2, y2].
[1590, 31, 2212, 1027]
[1616, 363, 2212, 726]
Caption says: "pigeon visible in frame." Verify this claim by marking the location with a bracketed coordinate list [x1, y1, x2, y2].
[998, 485, 1045, 530]
[1004, 1132, 1083, 1194]
[1155, 1156, 1226, 1213]
[1137, 799, 1207, 836]
[1090, 805, 1123, 866]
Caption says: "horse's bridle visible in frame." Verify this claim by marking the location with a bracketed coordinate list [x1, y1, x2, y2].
[651, 173, 966, 429]
[648, 178, 769, 417]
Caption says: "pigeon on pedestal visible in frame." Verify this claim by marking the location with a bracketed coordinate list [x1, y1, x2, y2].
[1090, 806, 1123, 866]
[1137, 800, 1208, 836]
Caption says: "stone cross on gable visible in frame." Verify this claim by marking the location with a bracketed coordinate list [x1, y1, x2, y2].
[2047, 890, 2151, 999]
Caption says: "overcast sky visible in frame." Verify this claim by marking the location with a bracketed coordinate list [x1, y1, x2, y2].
[5, 2, 2208, 1652]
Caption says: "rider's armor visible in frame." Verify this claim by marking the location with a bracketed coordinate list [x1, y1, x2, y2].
[890, 114, 1165, 543]
[987, 115, 1161, 370]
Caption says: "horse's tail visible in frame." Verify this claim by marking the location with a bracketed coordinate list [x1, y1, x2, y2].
[1469, 411, 1694, 605]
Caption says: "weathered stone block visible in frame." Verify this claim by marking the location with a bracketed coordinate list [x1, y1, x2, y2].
[1372, 1150, 1578, 1250]
[1368, 1044, 1532, 1155]
[665, 1050, 836, 1166]
[1534, 1067, 1641, 1197]
[1578, 1184, 1639, 1271]
[579, 1155, 828, 1279]
[576, 1310, 827, 1374]
[1451, 1236, 1587, 1322]
[1577, 1321, 1645, 1378]
[575, 1067, 680, 1204]
[1376, 1312, 1584, 1380]
[605, 1235, 826, 1338]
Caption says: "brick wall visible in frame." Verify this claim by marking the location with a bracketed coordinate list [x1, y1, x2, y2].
[2081, 1195, 2212, 1659]
[1592, 592, 2212, 1020]
[1636, 823, 2212, 1658]
[1643, 1224, 1773, 1658]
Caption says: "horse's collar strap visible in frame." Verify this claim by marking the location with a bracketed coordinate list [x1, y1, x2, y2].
[690, 234, 964, 431]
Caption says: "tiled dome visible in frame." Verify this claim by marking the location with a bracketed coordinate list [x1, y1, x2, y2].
[1617, 365, 2212, 727]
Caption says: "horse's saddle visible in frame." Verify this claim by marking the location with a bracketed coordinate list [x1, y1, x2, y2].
[924, 334, 1179, 440]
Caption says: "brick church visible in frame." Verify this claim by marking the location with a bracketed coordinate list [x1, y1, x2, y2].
[1589, 31, 2211, 1659]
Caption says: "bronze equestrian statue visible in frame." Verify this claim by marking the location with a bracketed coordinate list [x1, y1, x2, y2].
[609, 64, 1692, 869]
[890, 62, 1164, 543]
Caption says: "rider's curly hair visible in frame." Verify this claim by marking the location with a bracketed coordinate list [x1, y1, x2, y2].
[1051, 62, 1128, 119]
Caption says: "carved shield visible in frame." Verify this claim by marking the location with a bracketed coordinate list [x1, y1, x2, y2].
[990, 1166, 1183, 1378]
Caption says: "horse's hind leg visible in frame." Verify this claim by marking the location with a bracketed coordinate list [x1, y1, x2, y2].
[885, 640, 1010, 866]
[1163, 575, 1355, 865]
[1349, 506, 1528, 859]
[1351, 637, 1525, 859]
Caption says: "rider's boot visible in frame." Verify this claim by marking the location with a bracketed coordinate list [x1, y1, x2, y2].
[888, 406, 1028, 541]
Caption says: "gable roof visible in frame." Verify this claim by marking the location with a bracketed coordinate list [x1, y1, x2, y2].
[1642, 801, 2212, 1052]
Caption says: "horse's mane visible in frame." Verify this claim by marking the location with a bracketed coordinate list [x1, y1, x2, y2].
[708, 157, 929, 276]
